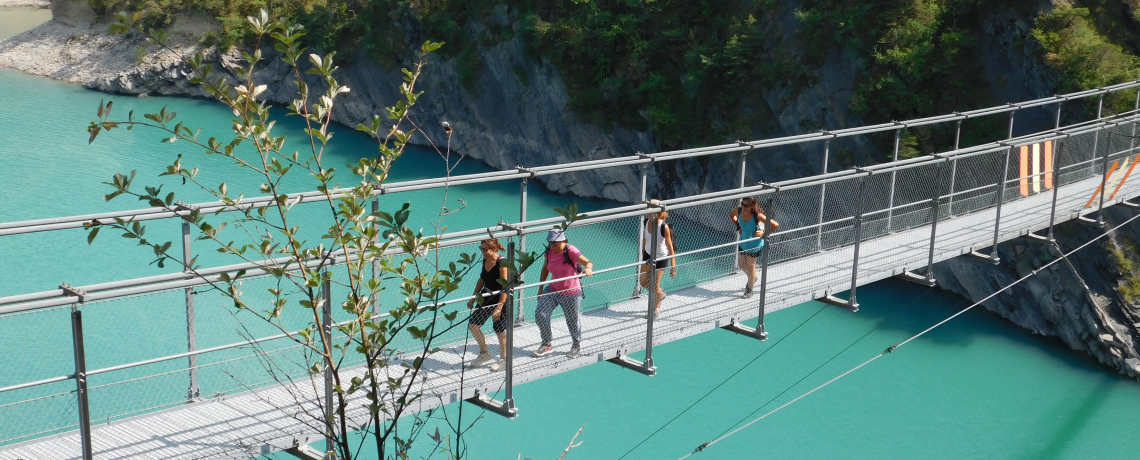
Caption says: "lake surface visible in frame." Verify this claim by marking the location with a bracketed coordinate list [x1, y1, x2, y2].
[3, 51, 1140, 459]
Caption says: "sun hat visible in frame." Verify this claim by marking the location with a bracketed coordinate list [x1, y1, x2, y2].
[546, 229, 567, 242]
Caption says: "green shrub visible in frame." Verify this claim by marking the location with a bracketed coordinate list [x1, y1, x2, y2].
[1033, 1, 1140, 114]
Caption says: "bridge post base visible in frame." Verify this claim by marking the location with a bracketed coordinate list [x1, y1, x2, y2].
[723, 320, 768, 341]
[466, 393, 518, 419]
[964, 251, 1000, 265]
[608, 354, 656, 376]
[895, 271, 936, 287]
[817, 295, 858, 312]
[1119, 201, 1140, 210]
[1077, 216, 1104, 227]
[284, 443, 326, 460]
[1022, 232, 1051, 242]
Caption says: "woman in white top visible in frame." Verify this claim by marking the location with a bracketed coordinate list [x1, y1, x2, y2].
[640, 199, 677, 317]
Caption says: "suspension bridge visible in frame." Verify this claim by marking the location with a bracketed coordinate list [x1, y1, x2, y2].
[3, 82, 1140, 460]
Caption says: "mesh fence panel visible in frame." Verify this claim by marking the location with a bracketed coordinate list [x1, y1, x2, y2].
[0, 383, 78, 447]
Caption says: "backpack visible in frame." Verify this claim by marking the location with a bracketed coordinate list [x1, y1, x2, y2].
[544, 243, 586, 298]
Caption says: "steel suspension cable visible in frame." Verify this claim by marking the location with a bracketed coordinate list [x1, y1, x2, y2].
[678, 209, 1140, 459]
[710, 288, 944, 443]
[616, 304, 829, 460]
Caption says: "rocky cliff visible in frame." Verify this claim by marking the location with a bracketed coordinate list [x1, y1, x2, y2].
[1, 0, 1061, 202]
[934, 206, 1140, 379]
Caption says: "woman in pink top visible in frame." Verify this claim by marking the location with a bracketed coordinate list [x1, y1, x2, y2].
[534, 229, 594, 359]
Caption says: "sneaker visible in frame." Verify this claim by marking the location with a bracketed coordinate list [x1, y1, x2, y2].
[534, 343, 554, 357]
[742, 287, 754, 299]
[490, 360, 505, 372]
[567, 342, 581, 359]
[469, 352, 493, 368]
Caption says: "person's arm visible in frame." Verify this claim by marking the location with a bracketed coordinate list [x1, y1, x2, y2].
[729, 207, 741, 232]
[757, 211, 780, 233]
[494, 262, 509, 319]
[664, 224, 678, 272]
[576, 252, 594, 277]
[468, 278, 485, 308]
[494, 261, 508, 305]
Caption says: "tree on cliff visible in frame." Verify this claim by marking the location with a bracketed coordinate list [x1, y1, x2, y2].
[82, 9, 575, 459]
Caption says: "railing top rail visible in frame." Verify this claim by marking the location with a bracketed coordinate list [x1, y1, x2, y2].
[2, 81, 1138, 237]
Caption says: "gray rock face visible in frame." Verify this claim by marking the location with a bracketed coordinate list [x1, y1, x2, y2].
[933, 206, 1140, 379]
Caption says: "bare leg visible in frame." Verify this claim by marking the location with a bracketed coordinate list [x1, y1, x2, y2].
[495, 331, 507, 360]
[639, 263, 651, 289]
[653, 267, 666, 313]
[469, 323, 489, 354]
[738, 253, 758, 291]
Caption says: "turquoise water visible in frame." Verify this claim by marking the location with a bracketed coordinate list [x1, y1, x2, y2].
[4, 67, 1140, 458]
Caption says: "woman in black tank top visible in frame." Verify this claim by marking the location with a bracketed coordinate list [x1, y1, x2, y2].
[466, 238, 510, 371]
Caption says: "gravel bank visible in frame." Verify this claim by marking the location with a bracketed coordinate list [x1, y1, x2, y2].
[0, 0, 49, 7]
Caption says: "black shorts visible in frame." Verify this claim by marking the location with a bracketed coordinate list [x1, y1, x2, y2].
[470, 298, 508, 333]
[642, 250, 668, 270]
[738, 246, 763, 258]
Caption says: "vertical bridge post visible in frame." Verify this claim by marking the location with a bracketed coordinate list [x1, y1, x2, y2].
[1008, 107, 1016, 139]
[897, 155, 949, 286]
[62, 283, 93, 460]
[725, 185, 778, 340]
[818, 171, 869, 312]
[947, 116, 963, 215]
[469, 243, 521, 417]
[1055, 98, 1064, 130]
[1096, 132, 1116, 224]
[644, 214, 658, 370]
[503, 242, 518, 415]
[635, 160, 650, 292]
[886, 125, 902, 232]
[1087, 93, 1106, 167]
[1047, 138, 1065, 241]
[964, 147, 1012, 264]
[816, 137, 831, 252]
[609, 210, 658, 376]
[518, 177, 529, 323]
[182, 220, 199, 402]
[321, 276, 336, 460]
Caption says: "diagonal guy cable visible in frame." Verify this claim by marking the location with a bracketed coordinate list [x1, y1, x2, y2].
[678, 210, 1140, 460]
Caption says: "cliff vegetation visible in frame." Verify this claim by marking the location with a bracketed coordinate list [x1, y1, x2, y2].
[78, 0, 1140, 155]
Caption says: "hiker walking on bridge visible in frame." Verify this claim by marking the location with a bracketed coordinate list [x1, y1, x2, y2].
[466, 238, 510, 371]
[534, 229, 594, 359]
[731, 196, 779, 299]
[640, 199, 677, 317]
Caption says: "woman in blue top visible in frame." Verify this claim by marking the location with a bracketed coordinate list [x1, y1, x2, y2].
[730, 196, 779, 299]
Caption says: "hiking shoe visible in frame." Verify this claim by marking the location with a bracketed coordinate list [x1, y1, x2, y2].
[490, 360, 505, 372]
[567, 342, 581, 359]
[469, 352, 493, 368]
[534, 343, 554, 357]
[742, 287, 754, 299]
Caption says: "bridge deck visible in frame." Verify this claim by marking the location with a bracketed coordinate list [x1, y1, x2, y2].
[2, 172, 1136, 460]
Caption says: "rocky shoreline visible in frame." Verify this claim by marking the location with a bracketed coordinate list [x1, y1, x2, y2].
[0, 0, 49, 8]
